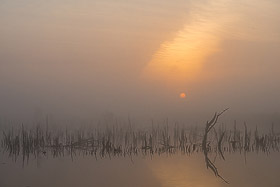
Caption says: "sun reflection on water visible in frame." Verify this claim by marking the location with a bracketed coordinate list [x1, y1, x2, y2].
[147, 156, 223, 187]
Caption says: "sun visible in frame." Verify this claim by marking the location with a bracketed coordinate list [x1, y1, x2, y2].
[180, 92, 186, 98]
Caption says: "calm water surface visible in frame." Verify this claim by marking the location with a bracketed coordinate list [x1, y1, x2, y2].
[1, 121, 280, 187]
[1, 152, 280, 187]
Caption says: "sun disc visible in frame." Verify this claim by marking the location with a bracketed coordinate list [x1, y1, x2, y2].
[180, 92, 186, 98]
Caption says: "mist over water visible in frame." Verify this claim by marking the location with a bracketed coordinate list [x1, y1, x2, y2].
[2, 0, 280, 183]
[1, 1, 280, 124]
[1, 2, 280, 186]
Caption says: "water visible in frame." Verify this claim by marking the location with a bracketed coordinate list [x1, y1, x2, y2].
[1, 121, 280, 187]
[1, 149, 280, 186]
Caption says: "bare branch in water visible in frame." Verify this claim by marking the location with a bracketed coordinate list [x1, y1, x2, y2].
[202, 108, 229, 184]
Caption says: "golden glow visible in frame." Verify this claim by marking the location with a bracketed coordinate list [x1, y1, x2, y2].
[180, 92, 186, 98]
[143, 20, 221, 84]
[147, 156, 222, 187]
[142, 0, 245, 86]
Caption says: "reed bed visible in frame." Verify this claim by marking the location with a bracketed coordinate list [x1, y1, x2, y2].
[2, 112, 279, 184]
[1, 120, 279, 164]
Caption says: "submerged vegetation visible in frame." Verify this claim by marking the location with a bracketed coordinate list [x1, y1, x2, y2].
[1, 111, 280, 183]
[1, 119, 279, 162]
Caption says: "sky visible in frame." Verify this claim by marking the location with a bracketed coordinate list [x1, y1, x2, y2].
[0, 0, 280, 125]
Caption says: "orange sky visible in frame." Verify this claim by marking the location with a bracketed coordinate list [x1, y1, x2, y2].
[0, 0, 280, 122]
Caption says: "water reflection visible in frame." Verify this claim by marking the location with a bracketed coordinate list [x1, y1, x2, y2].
[1, 117, 279, 185]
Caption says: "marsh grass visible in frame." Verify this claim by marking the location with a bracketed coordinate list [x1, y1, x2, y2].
[1, 114, 280, 183]
[1, 120, 279, 163]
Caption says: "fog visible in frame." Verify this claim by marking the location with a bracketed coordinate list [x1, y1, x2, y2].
[1, 0, 280, 125]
